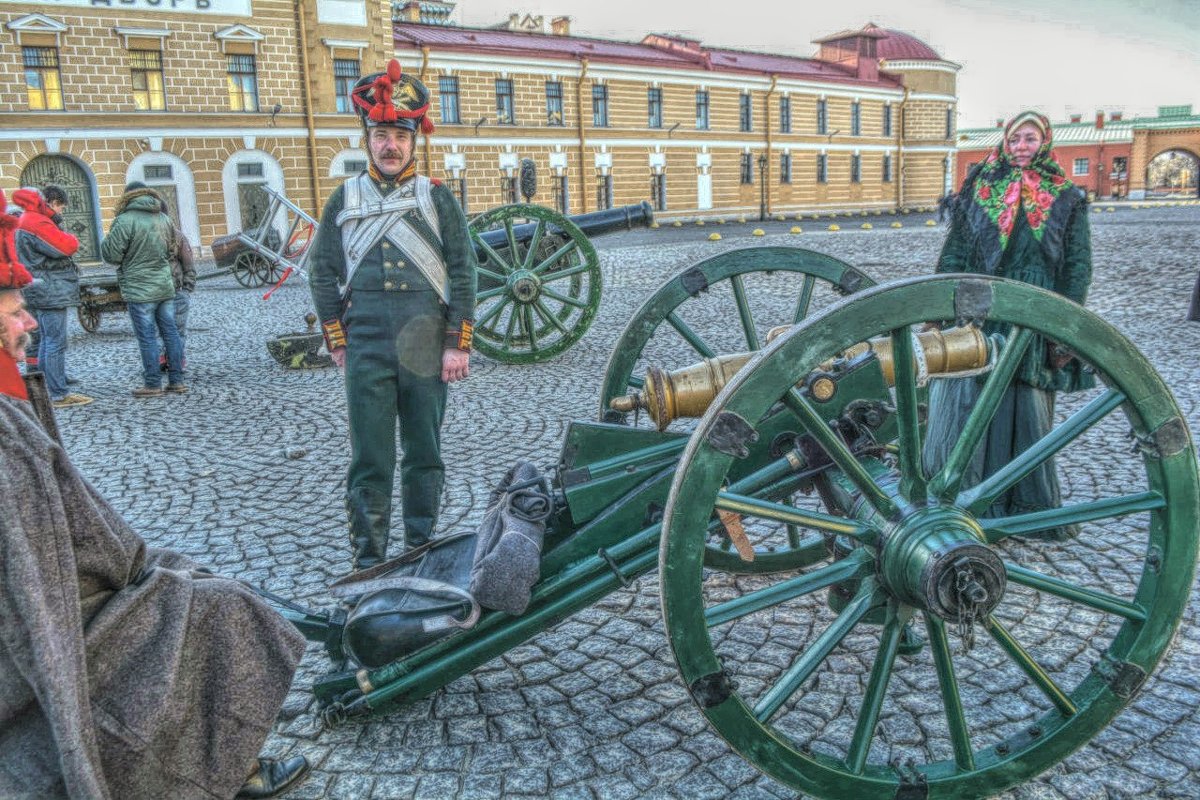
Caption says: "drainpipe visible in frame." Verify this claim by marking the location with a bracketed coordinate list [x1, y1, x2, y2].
[419, 46, 433, 175]
[896, 87, 909, 210]
[576, 57, 589, 213]
[295, 0, 322, 218]
[764, 74, 778, 217]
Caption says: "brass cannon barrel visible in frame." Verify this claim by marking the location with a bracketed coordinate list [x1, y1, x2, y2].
[610, 325, 991, 429]
[474, 201, 655, 254]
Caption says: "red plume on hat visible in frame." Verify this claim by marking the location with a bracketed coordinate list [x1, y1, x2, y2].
[0, 188, 34, 291]
[351, 58, 435, 134]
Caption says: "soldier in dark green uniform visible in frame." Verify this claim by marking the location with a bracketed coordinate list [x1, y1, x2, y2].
[310, 59, 476, 571]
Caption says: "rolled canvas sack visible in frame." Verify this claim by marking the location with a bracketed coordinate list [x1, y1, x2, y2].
[469, 461, 551, 616]
[332, 531, 479, 668]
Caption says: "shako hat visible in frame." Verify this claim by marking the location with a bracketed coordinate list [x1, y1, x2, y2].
[352, 58, 434, 135]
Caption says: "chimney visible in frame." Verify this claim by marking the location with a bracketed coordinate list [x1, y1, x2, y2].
[856, 54, 878, 81]
[551, 16, 571, 36]
[996, 118, 1004, 128]
[400, 1, 421, 22]
[1110, 111, 1123, 122]
[1095, 110, 1105, 129]
[1070, 114, 1082, 123]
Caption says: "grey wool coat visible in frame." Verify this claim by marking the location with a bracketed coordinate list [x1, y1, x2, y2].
[0, 394, 307, 799]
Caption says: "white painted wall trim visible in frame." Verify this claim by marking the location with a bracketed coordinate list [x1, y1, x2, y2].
[221, 149, 285, 239]
[126, 151, 200, 248]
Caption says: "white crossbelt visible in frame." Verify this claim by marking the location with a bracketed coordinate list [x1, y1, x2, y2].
[335, 173, 446, 301]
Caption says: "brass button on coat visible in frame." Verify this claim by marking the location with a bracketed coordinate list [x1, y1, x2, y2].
[383, 280, 394, 289]
[399, 282, 408, 290]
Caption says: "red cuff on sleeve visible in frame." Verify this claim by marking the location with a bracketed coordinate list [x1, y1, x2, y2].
[444, 320, 473, 351]
[322, 319, 347, 351]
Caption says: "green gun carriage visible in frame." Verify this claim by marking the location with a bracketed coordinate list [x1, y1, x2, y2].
[268, 247, 1197, 799]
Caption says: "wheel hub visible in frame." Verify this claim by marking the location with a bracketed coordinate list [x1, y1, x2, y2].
[880, 507, 1006, 622]
[507, 270, 541, 303]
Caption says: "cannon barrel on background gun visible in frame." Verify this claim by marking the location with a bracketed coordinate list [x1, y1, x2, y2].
[473, 201, 655, 255]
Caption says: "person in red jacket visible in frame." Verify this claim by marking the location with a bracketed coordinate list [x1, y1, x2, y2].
[0, 188, 38, 400]
[13, 185, 92, 407]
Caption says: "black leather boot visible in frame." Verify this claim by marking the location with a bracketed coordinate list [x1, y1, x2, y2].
[236, 755, 310, 799]
[346, 486, 392, 571]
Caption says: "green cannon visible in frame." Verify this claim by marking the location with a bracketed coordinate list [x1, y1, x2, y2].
[272, 247, 1197, 799]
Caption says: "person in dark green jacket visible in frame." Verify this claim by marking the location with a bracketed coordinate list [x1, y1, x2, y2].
[101, 183, 185, 397]
[923, 110, 1093, 540]
[309, 59, 476, 571]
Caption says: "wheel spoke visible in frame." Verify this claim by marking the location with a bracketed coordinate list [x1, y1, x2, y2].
[846, 603, 906, 774]
[783, 389, 898, 519]
[924, 615, 974, 771]
[524, 306, 539, 352]
[521, 220, 546, 270]
[533, 299, 570, 336]
[983, 615, 1077, 717]
[666, 311, 717, 358]
[980, 491, 1165, 543]
[476, 266, 507, 283]
[501, 304, 520, 349]
[539, 262, 595, 283]
[960, 388, 1126, 515]
[504, 217, 520, 262]
[730, 274, 761, 350]
[792, 274, 816, 324]
[890, 327, 926, 504]
[476, 297, 512, 330]
[476, 286, 509, 302]
[928, 327, 1034, 502]
[1004, 563, 1147, 621]
[474, 235, 515, 274]
[716, 491, 873, 540]
[753, 580, 882, 723]
[532, 238, 579, 275]
[705, 551, 873, 627]
[541, 287, 589, 309]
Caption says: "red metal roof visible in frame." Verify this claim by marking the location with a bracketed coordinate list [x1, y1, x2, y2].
[393, 23, 906, 88]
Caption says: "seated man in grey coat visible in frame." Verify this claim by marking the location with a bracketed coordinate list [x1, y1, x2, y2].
[0, 191, 310, 800]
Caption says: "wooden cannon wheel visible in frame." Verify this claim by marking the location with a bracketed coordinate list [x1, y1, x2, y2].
[468, 203, 601, 364]
[77, 304, 102, 332]
[659, 275, 1198, 799]
[232, 250, 275, 288]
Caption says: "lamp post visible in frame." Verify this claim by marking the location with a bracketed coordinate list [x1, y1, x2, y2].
[757, 152, 768, 221]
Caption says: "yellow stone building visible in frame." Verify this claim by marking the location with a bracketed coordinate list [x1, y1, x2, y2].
[0, 2, 958, 260]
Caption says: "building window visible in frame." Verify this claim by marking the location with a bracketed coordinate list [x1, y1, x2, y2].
[816, 99, 828, 135]
[882, 153, 892, 182]
[696, 90, 710, 130]
[596, 173, 613, 209]
[145, 164, 173, 180]
[1073, 158, 1090, 176]
[780, 96, 791, 133]
[851, 154, 862, 183]
[650, 173, 667, 211]
[343, 159, 367, 175]
[553, 175, 569, 213]
[883, 104, 893, 137]
[237, 162, 264, 179]
[817, 154, 828, 183]
[1112, 156, 1128, 176]
[22, 46, 63, 111]
[780, 152, 791, 184]
[438, 75, 460, 124]
[647, 87, 663, 128]
[334, 59, 360, 114]
[129, 50, 166, 111]
[851, 101, 861, 136]
[740, 153, 753, 185]
[946, 107, 954, 139]
[592, 85, 609, 127]
[545, 81, 564, 125]
[739, 93, 752, 132]
[226, 54, 259, 112]
[501, 175, 519, 204]
[495, 79, 515, 124]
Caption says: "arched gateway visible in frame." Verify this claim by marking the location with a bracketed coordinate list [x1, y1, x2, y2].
[19, 155, 101, 263]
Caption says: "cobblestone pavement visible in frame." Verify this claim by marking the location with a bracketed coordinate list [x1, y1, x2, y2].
[56, 205, 1200, 799]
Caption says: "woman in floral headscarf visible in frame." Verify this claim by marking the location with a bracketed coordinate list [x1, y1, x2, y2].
[922, 110, 1093, 540]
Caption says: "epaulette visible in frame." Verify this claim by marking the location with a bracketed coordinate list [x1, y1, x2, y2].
[430, 177, 443, 187]
[445, 319, 473, 351]
[322, 318, 347, 351]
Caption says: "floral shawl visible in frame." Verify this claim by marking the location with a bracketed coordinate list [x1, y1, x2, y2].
[956, 111, 1082, 274]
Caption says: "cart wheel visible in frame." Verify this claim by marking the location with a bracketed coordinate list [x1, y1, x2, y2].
[77, 305, 101, 333]
[233, 251, 271, 287]
[599, 246, 875, 424]
[468, 203, 601, 364]
[660, 274, 1197, 799]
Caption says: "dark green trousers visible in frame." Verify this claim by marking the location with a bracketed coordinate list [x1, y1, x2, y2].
[344, 289, 447, 569]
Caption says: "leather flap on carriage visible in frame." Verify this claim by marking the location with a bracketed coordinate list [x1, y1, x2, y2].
[329, 462, 551, 668]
